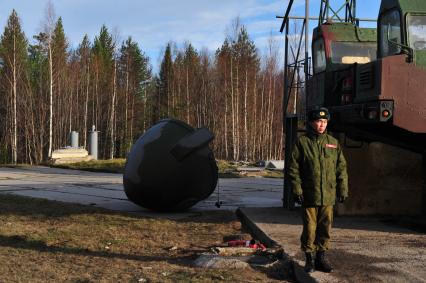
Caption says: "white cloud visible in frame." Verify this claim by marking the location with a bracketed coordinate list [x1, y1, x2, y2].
[1, 0, 295, 72]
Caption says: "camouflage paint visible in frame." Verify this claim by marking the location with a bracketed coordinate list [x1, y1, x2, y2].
[307, 0, 426, 145]
[317, 23, 376, 42]
[416, 51, 426, 68]
[379, 0, 426, 68]
[380, 0, 426, 14]
[312, 23, 377, 72]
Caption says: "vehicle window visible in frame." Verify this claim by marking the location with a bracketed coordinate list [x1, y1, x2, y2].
[313, 38, 326, 73]
[380, 9, 402, 56]
[330, 42, 377, 64]
[407, 15, 426, 50]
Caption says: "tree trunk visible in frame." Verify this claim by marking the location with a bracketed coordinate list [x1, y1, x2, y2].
[259, 73, 265, 158]
[48, 43, 53, 158]
[125, 57, 129, 152]
[186, 66, 190, 123]
[252, 76, 257, 160]
[235, 65, 240, 161]
[230, 57, 236, 161]
[130, 89, 135, 150]
[243, 68, 248, 161]
[83, 62, 89, 149]
[267, 70, 272, 159]
[224, 79, 229, 159]
[110, 60, 117, 159]
[12, 33, 17, 164]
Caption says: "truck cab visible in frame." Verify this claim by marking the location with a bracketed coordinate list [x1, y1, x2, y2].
[307, 22, 376, 109]
[312, 22, 376, 74]
[378, 0, 426, 67]
[307, 0, 426, 152]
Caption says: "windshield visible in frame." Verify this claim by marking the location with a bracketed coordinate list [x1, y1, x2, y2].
[408, 15, 426, 50]
[330, 42, 377, 64]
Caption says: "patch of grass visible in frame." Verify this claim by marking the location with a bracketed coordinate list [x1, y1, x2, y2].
[253, 170, 284, 179]
[0, 194, 289, 282]
[216, 160, 238, 173]
[51, 158, 283, 179]
[52, 159, 126, 173]
[217, 160, 242, 178]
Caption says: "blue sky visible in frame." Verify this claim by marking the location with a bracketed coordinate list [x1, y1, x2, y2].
[0, 0, 382, 73]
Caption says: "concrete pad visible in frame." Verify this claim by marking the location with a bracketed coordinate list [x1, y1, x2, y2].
[0, 166, 283, 216]
[238, 207, 426, 283]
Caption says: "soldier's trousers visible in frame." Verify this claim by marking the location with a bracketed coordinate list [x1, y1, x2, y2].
[300, 205, 333, 253]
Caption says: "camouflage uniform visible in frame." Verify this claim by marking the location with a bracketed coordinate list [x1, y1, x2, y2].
[289, 128, 348, 253]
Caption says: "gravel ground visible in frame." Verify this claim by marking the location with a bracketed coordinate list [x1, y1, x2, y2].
[239, 207, 426, 283]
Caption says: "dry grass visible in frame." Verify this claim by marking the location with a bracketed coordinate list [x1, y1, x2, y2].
[0, 194, 290, 282]
[52, 158, 127, 173]
[238, 170, 284, 179]
[52, 159, 284, 179]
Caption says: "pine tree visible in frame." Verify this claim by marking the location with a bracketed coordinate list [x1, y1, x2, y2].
[183, 43, 199, 124]
[51, 17, 69, 148]
[158, 43, 173, 118]
[92, 25, 114, 158]
[28, 40, 49, 163]
[215, 39, 232, 159]
[0, 9, 29, 163]
[77, 34, 91, 149]
[118, 37, 151, 154]
[233, 26, 259, 161]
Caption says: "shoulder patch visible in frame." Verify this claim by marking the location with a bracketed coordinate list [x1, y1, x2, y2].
[325, 143, 337, 149]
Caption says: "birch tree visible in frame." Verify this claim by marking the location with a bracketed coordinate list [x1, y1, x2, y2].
[40, 1, 56, 158]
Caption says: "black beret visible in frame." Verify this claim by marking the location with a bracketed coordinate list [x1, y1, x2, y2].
[308, 107, 330, 121]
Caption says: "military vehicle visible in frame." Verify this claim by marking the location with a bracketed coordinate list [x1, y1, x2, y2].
[280, 0, 426, 213]
[307, 0, 426, 153]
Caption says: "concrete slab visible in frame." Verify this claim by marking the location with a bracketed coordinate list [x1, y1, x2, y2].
[238, 207, 426, 283]
[0, 166, 283, 214]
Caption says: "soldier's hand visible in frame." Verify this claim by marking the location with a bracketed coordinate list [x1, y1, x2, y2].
[294, 194, 304, 205]
[338, 196, 346, 203]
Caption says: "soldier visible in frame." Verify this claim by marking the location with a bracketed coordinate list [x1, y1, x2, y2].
[288, 107, 348, 273]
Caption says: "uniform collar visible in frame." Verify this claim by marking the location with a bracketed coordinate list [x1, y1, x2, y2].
[307, 125, 327, 141]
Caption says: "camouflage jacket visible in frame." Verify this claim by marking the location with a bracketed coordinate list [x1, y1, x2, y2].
[288, 129, 348, 206]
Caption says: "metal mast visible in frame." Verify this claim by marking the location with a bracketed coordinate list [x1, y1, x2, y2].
[318, 0, 357, 25]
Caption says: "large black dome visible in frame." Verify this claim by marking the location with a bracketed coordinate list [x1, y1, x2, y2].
[123, 119, 218, 212]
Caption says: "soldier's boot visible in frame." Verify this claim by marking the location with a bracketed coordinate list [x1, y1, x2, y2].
[304, 252, 315, 273]
[315, 251, 333, 273]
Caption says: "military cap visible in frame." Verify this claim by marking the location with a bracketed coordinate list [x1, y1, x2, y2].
[308, 107, 330, 121]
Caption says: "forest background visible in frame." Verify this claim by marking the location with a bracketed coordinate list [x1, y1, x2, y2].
[0, 6, 285, 164]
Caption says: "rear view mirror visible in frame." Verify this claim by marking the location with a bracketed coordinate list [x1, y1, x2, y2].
[386, 23, 414, 62]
